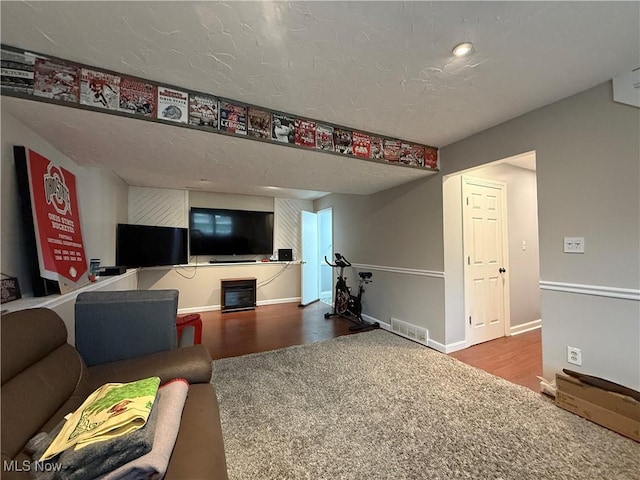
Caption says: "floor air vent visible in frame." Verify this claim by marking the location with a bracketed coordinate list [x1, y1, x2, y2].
[390, 318, 429, 346]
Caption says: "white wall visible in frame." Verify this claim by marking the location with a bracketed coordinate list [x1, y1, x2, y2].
[1, 112, 302, 322]
[126, 190, 305, 310]
[128, 186, 189, 227]
[1, 108, 128, 297]
[137, 262, 300, 311]
[274, 197, 314, 261]
[187, 190, 310, 262]
[1, 122, 305, 306]
[442, 174, 465, 345]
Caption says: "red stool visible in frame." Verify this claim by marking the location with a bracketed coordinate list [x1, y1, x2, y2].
[176, 313, 203, 345]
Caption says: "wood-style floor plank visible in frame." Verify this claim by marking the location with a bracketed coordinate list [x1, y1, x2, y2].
[199, 301, 355, 360]
[449, 329, 542, 392]
[198, 301, 542, 392]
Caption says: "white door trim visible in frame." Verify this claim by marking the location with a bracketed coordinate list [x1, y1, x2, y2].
[300, 210, 319, 306]
[318, 207, 334, 306]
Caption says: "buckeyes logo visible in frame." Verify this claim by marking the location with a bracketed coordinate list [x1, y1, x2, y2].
[43, 163, 71, 215]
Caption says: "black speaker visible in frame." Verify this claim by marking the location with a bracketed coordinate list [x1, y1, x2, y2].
[278, 248, 293, 261]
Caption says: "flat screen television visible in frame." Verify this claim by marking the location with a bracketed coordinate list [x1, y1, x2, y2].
[116, 224, 188, 267]
[189, 208, 274, 256]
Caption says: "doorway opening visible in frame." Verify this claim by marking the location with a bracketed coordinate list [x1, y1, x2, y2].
[300, 207, 333, 307]
[443, 151, 541, 351]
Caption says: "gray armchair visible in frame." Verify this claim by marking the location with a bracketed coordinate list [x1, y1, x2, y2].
[74, 289, 193, 367]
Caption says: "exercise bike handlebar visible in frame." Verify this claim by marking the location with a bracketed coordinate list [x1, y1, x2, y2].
[324, 253, 351, 268]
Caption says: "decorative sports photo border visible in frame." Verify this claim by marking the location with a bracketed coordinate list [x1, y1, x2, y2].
[1, 44, 438, 170]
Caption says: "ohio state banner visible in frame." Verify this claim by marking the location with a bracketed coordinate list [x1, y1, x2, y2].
[23, 147, 89, 292]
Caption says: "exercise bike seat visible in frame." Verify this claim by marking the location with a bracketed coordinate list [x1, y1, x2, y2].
[359, 272, 373, 279]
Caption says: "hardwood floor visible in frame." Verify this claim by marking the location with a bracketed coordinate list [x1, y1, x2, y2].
[198, 301, 542, 392]
[199, 301, 355, 360]
[449, 329, 542, 392]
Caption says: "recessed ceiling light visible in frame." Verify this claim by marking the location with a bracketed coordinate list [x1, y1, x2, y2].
[452, 42, 474, 58]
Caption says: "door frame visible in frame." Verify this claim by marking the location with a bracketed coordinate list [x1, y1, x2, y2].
[300, 210, 319, 306]
[300, 207, 333, 307]
[462, 174, 511, 345]
[317, 207, 333, 306]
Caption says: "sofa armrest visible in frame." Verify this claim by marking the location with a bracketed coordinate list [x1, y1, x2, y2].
[86, 344, 212, 391]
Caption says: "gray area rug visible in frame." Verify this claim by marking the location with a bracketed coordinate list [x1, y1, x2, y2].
[211, 330, 639, 479]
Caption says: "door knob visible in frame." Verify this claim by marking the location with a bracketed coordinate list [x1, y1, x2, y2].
[499, 267, 506, 273]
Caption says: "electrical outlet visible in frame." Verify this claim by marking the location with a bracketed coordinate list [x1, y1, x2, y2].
[573, 237, 585, 253]
[564, 237, 585, 253]
[567, 346, 582, 366]
[563, 237, 574, 252]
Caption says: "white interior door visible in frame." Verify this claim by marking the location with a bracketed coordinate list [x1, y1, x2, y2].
[463, 176, 509, 346]
[301, 210, 319, 306]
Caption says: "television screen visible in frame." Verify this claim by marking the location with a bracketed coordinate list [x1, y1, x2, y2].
[189, 208, 274, 256]
[116, 224, 188, 267]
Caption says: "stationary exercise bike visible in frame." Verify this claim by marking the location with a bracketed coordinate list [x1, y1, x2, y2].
[324, 253, 380, 332]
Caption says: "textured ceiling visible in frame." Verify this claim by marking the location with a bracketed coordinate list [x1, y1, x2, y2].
[1, 1, 638, 199]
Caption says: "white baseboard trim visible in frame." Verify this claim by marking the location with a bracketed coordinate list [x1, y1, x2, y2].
[439, 322, 541, 354]
[539, 281, 639, 301]
[373, 317, 391, 330]
[178, 297, 301, 314]
[510, 319, 542, 336]
[257, 297, 301, 306]
[408, 337, 466, 353]
[441, 340, 467, 354]
[377, 319, 538, 353]
[426, 338, 446, 353]
[178, 305, 220, 314]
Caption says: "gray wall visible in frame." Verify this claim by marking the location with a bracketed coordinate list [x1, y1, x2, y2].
[316, 176, 446, 344]
[317, 81, 639, 390]
[442, 82, 639, 389]
[442, 83, 639, 288]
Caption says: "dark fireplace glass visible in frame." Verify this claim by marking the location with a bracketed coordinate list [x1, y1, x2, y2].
[225, 287, 254, 310]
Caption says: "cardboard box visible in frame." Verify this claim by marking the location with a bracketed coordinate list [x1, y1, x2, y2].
[556, 373, 640, 442]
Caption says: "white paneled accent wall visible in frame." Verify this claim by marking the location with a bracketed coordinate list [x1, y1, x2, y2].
[127, 189, 308, 260]
[274, 198, 313, 260]
[128, 187, 188, 227]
